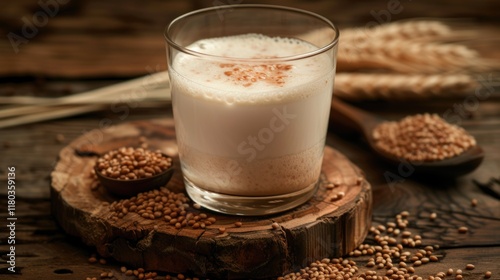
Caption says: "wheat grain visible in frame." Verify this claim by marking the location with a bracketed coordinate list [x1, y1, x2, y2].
[333, 73, 477, 100]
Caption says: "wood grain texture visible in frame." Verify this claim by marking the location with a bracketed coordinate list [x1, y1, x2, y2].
[50, 119, 372, 279]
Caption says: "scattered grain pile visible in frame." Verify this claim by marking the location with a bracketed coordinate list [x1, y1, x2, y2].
[108, 187, 217, 230]
[372, 113, 476, 161]
[278, 211, 486, 280]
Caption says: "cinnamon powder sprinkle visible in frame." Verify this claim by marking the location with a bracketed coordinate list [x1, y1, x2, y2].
[220, 63, 292, 87]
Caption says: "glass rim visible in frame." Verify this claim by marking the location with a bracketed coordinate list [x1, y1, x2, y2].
[164, 4, 339, 63]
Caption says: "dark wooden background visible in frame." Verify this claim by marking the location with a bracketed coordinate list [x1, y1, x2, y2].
[1, 0, 499, 279]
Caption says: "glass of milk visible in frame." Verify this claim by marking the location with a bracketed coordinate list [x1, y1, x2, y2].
[165, 5, 338, 215]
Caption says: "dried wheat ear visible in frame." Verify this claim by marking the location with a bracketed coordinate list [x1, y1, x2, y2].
[340, 20, 452, 43]
[331, 20, 499, 100]
[333, 73, 478, 101]
[338, 20, 493, 74]
[337, 41, 479, 73]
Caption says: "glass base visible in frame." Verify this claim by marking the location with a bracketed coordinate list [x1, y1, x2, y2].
[184, 177, 319, 216]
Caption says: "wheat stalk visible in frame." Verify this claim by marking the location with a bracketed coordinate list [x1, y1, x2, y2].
[341, 20, 451, 44]
[333, 73, 478, 100]
[0, 72, 171, 129]
[337, 39, 480, 73]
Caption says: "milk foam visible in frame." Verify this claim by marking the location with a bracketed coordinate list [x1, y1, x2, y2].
[171, 33, 333, 105]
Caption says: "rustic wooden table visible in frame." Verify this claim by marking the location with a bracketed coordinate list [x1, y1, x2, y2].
[1, 0, 499, 279]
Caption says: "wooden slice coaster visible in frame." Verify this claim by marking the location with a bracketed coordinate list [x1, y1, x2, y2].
[51, 119, 372, 279]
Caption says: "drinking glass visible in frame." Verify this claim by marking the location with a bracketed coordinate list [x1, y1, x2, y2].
[165, 4, 338, 215]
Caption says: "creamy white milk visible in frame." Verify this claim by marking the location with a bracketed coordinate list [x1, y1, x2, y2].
[170, 34, 334, 196]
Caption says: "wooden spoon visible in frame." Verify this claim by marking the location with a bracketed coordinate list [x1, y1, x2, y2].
[329, 97, 484, 177]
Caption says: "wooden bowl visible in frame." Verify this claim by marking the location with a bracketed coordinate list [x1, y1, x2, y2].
[94, 163, 174, 197]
